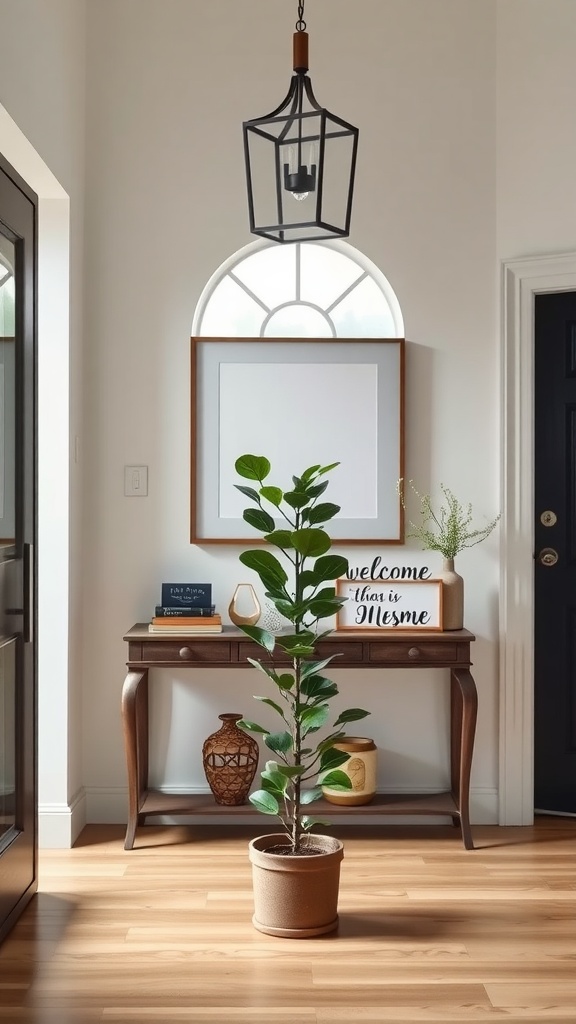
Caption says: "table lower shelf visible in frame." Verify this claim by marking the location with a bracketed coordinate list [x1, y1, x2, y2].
[139, 789, 460, 819]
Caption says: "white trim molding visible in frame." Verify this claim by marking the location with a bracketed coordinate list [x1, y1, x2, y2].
[39, 789, 85, 849]
[500, 252, 576, 824]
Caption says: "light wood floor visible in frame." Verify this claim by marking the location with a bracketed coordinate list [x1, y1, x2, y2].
[0, 820, 575, 1023]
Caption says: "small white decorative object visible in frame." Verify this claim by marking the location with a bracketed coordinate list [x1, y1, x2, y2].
[262, 600, 284, 632]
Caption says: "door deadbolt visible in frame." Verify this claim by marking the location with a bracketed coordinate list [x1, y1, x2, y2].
[538, 547, 559, 566]
[540, 510, 557, 527]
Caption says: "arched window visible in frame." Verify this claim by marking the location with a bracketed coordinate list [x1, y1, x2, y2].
[191, 240, 404, 543]
[193, 239, 404, 338]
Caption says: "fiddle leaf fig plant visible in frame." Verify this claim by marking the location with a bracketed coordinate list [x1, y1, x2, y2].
[235, 454, 370, 852]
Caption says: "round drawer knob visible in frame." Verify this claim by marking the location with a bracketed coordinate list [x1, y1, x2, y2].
[408, 647, 420, 659]
[179, 646, 194, 660]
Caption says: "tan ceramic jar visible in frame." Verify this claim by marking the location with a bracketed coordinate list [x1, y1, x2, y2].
[322, 737, 377, 805]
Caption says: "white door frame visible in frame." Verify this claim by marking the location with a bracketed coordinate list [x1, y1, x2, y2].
[500, 252, 576, 824]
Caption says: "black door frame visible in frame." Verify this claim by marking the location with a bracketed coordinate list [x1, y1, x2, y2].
[0, 151, 38, 941]
[501, 254, 576, 826]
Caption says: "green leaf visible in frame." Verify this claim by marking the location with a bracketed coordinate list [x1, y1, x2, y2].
[307, 502, 341, 525]
[237, 719, 269, 734]
[272, 599, 297, 621]
[259, 485, 283, 506]
[241, 625, 276, 653]
[265, 731, 293, 754]
[261, 766, 289, 793]
[243, 507, 276, 533]
[306, 598, 345, 618]
[264, 530, 294, 549]
[239, 549, 288, 586]
[306, 480, 329, 499]
[234, 484, 261, 502]
[301, 815, 331, 830]
[299, 570, 318, 591]
[300, 656, 339, 681]
[300, 786, 323, 804]
[301, 675, 339, 700]
[235, 454, 270, 481]
[245, 657, 280, 682]
[273, 764, 306, 778]
[301, 704, 330, 735]
[319, 769, 353, 790]
[318, 462, 340, 476]
[276, 673, 295, 691]
[249, 790, 280, 815]
[264, 586, 290, 604]
[311, 554, 349, 583]
[276, 637, 315, 657]
[311, 586, 336, 602]
[320, 747, 350, 771]
[291, 528, 331, 558]
[254, 696, 286, 718]
[284, 491, 310, 509]
[300, 465, 321, 483]
[261, 775, 286, 797]
[333, 708, 371, 726]
[317, 732, 346, 752]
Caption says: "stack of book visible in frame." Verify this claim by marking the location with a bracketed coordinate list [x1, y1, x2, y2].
[149, 583, 222, 634]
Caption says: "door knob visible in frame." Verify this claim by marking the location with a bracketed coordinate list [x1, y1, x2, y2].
[540, 510, 557, 527]
[537, 547, 559, 566]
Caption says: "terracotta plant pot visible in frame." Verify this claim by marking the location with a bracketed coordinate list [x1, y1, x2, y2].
[248, 833, 344, 938]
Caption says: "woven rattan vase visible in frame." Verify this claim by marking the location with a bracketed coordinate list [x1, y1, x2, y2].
[202, 713, 259, 806]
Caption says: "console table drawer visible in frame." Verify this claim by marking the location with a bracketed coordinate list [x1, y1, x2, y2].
[369, 642, 458, 665]
[145, 642, 232, 664]
[238, 640, 364, 665]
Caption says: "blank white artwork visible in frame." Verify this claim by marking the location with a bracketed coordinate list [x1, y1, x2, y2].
[192, 338, 403, 542]
[218, 362, 378, 519]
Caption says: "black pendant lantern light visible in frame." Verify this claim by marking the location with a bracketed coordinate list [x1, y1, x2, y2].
[242, 0, 359, 243]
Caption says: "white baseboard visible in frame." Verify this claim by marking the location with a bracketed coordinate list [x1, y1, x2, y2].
[38, 788, 86, 848]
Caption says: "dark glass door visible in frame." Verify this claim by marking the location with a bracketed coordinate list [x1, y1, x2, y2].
[0, 155, 37, 940]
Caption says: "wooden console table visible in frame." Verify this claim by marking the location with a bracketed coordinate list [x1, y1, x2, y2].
[122, 625, 477, 851]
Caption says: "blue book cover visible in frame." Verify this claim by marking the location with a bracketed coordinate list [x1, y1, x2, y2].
[161, 583, 212, 607]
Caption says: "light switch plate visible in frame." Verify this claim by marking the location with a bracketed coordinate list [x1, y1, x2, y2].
[124, 465, 148, 496]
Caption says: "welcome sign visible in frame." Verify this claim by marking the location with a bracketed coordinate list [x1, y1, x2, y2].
[336, 579, 444, 631]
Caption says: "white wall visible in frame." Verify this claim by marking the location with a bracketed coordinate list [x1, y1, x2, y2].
[82, 0, 500, 826]
[7, 0, 576, 842]
[0, 0, 87, 844]
[497, 0, 576, 257]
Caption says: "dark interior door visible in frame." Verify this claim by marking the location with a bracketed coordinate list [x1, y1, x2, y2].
[534, 290, 576, 815]
[0, 155, 37, 940]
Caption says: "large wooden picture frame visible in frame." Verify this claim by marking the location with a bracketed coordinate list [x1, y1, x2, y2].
[190, 337, 405, 544]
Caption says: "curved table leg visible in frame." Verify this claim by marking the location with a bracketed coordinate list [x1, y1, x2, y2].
[450, 667, 478, 850]
[121, 669, 149, 850]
